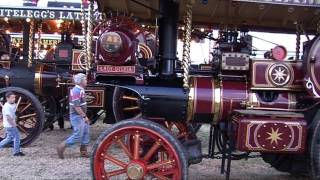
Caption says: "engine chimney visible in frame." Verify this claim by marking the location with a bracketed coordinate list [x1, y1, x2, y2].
[158, 0, 179, 76]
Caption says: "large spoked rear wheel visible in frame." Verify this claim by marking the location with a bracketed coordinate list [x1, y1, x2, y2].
[91, 119, 188, 180]
[310, 117, 320, 179]
[0, 87, 44, 146]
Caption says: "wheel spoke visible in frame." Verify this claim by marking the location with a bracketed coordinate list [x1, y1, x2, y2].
[107, 169, 126, 177]
[133, 133, 140, 160]
[143, 140, 162, 161]
[19, 103, 32, 114]
[116, 138, 133, 159]
[41, 100, 48, 105]
[17, 125, 29, 135]
[123, 106, 140, 111]
[19, 113, 37, 119]
[15, 96, 22, 111]
[147, 160, 174, 171]
[104, 155, 127, 168]
[121, 95, 138, 101]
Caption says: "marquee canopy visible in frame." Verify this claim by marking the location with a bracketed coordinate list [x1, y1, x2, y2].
[96, 0, 320, 33]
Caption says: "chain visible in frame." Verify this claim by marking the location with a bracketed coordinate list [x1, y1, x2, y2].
[295, 23, 301, 60]
[80, 1, 87, 70]
[36, 21, 42, 59]
[86, 0, 94, 73]
[203, 153, 260, 160]
[28, 19, 35, 68]
[182, 0, 194, 90]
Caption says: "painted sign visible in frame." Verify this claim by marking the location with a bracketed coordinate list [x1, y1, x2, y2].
[11, 37, 60, 47]
[0, 6, 85, 20]
[97, 65, 136, 74]
[233, 0, 320, 7]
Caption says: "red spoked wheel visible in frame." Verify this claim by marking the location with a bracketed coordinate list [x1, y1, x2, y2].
[91, 119, 188, 180]
[162, 121, 192, 141]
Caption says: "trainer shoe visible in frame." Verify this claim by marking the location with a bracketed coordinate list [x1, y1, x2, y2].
[13, 152, 25, 156]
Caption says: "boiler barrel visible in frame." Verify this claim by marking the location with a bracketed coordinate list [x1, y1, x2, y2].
[0, 62, 67, 97]
[0, 62, 36, 91]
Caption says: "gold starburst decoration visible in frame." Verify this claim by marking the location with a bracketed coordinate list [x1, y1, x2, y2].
[272, 67, 287, 82]
[266, 128, 283, 145]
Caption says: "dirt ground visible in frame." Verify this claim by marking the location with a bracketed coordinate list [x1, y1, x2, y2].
[0, 121, 309, 180]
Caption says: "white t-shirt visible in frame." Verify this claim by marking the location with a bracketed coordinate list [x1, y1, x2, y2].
[2, 102, 17, 128]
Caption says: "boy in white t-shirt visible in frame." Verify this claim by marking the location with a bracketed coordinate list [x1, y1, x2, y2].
[0, 91, 25, 156]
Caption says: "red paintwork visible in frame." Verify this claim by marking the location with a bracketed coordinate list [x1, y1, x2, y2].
[194, 77, 213, 114]
[220, 81, 247, 120]
[233, 115, 307, 153]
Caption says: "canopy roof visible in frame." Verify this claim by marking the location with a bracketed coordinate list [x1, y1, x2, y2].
[96, 0, 320, 33]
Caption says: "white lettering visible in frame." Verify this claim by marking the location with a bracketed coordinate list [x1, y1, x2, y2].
[59, 11, 65, 19]
[27, 10, 33, 18]
[40, 11, 48, 19]
[34, 10, 40, 18]
[5, 9, 12, 16]
[13, 10, 19, 17]
[66, 12, 73, 19]
[49, 11, 55, 19]
[0, 9, 4, 16]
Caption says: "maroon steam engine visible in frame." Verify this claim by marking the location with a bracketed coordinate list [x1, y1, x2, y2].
[26, 2, 320, 179]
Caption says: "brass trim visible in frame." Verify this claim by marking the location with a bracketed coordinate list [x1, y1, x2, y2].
[34, 65, 43, 95]
[187, 77, 195, 122]
[250, 87, 304, 91]
[288, 93, 297, 109]
[213, 80, 221, 124]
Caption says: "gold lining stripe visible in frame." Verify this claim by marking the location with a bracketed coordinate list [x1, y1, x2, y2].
[213, 80, 221, 124]
[187, 77, 195, 122]
[193, 77, 198, 113]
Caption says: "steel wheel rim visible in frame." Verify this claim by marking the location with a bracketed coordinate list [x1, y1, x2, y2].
[93, 126, 182, 179]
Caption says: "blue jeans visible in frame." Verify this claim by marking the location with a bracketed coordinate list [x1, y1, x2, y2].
[0, 127, 21, 154]
[65, 115, 90, 146]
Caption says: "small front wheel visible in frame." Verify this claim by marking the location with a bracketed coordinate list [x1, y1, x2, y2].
[91, 119, 188, 180]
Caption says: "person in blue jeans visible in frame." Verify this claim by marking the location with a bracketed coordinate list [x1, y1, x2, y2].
[0, 91, 25, 156]
[57, 73, 90, 159]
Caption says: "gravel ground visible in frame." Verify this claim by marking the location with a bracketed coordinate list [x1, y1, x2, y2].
[0, 121, 309, 180]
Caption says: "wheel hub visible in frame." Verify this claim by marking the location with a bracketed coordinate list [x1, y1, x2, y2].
[126, 163, 145, 180]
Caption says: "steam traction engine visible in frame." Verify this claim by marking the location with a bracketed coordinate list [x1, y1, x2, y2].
[87, 0, 320, 180]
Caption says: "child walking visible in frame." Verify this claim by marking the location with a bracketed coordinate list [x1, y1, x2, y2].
[0, 91, 25, 156]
